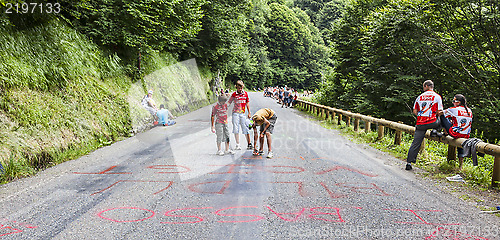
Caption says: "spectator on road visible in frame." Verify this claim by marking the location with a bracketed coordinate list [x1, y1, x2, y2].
[251, 108, 277, 158]
[282, 87, 291, 108]
[142, 89, 158, 124]
[439, 94, 473, 168]
[156, 104, 176, 126]
[211, 95, 234, 156]
[406, 80, 443, 170]
[228, 80, 252, 150]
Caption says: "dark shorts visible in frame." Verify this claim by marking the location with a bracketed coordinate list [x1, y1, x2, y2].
[260, 114, 277, 134]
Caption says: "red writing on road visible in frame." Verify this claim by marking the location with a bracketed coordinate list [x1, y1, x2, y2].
[385, 209, 460, 226]
[97, 206, 461, 226]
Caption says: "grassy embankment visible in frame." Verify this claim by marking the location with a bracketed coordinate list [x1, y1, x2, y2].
[295, 101, 498, 189]
[0, 18, 212, 183]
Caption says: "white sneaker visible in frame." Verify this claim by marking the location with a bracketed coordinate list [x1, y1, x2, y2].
[235, 144, 241, 150]
[267, 151, 274, 158]
[217, 150, 224, 156]
[225, 149, 235, 155]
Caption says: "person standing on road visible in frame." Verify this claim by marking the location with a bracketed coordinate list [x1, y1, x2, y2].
[439, 94, 473, 168]
[282, 87, 291, 108]
[211, 95, 235, 156]
[251, 108, 277, 158]
[227, 80, 252, 150]
[406, 80, 443, 170]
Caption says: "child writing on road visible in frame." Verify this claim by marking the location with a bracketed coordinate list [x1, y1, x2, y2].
[211, 95, 235, 156]
[251, 108, 277, 158]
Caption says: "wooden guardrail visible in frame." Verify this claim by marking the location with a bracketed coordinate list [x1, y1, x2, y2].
[296, 99, 500, 187]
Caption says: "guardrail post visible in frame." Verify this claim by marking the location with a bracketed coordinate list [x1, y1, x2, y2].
[321, 108, 325, 119]
[447, 145, 456, 163]
[492, 156, 500, 188]
[365, 121, 371, 133]
[377, 124, 384, 140]
[419, 138, 426, 154]
[325, 109, 330, 121]
[354, 118, 359, 132]
[338, 113, 342, 125]
[346, 116, 351, 127]
[394, 122, 403, 145]
[331, 111, 336, 124]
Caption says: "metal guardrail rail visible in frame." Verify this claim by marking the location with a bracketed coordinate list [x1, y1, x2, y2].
[296, 99, 500, 187]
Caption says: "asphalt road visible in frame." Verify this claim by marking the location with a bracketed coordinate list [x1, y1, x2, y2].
[0, 92, 499, 240]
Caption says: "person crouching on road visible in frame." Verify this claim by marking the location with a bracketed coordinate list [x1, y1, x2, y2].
[211, 95, 235, 156]
[251, 108, 277, 158]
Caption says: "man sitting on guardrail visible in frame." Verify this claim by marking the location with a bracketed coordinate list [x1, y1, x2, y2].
[406, 80, 444, 170]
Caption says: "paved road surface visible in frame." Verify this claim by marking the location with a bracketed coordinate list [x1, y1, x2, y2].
[0, 92, 499, 239]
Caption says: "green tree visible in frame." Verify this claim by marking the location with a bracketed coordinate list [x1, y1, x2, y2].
[266, 3, 330, 89]
[60, 0, 204, 60]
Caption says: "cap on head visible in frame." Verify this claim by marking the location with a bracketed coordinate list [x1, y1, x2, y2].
[148, 89, 153, 95]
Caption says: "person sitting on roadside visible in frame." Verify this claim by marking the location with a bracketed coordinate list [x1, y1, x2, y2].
[439, 94, 472, 167]
[405, 80, 443, 170]
[156, 104, 176, 126]
[142, 89, 158, 123]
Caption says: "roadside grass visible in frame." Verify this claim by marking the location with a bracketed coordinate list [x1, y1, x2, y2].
[0, 18, 212, 184]
[296, 104, 498, 190]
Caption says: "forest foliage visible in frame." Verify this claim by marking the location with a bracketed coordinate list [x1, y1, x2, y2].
[0, 0, 498, 141]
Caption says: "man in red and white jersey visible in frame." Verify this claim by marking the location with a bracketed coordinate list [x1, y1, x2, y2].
[228, 80, 252, 150]
[406, 80, 443, 170]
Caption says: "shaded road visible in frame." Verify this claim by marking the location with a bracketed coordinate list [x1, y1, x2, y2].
[0, 92, 499, 239]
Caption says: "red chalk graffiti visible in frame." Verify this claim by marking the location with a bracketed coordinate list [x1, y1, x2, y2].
[91, 180, 174, 195]
[73, 166, 132, 175]
[208, 164, 255, 174]
[97, 207, 155, 223]
[97, 205, 467, 230]
[319, 182, 348, 199]
[0, 224, 22, 237]
[308, 207, 345, 222]
[215, 206, 264, 223]
[147, 165, 191, 173]
[315, 166, 378, 177]
[261, 166, 305, 174]
[187, 180, 232, 194]
[270, 181, 307, 196]
[266, 206, 308, 222]
[161, 207, 213, 224]
[385, 209, 461, 226]
[336, 182, 391, 196]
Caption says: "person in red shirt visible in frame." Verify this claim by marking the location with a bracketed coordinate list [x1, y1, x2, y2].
[439, 94, 473, 167]
[227, 80, 252, 150]
[406, 80, 444, 170]
[211, 95, 234, 156]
